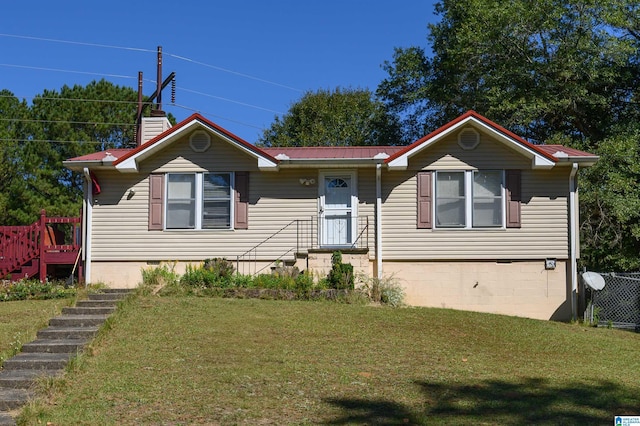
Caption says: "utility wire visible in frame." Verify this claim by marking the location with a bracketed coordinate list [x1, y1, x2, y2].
[0, 93, 139, 105]
[165, 52, 302, 92]
[172, 103, 267, 131]
[0, 118, 136, 127]
[0, 33, 154, 53]
[0, 138, 116, 145]
[0, 33, 301, 92]
[179, 87, 284, 114]
[0, 63, 136, 80]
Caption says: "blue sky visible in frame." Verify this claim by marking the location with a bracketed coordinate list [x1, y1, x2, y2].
[1, 1, 439, 143]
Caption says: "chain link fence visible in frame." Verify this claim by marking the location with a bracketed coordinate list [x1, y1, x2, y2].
[583, 272, 640, 331]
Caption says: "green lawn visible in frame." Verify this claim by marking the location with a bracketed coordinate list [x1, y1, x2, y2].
[18, 296, 640, 425]
[0, 299, 72, 364]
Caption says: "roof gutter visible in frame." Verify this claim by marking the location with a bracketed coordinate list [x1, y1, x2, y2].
[82, 167, 93, 284]
[569, 162, 579, 320]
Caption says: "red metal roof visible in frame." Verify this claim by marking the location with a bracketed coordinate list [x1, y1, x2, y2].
[261, 146, 405, 159]
[67, 148, 132, 162]
[384, 110, 563, 164]
[112, 113, 278, 166]
[535, 145, 598, 158]
[65, 111, 596, 165]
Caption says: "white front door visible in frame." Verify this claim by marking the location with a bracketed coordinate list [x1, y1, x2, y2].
[319, 172, 357, 247]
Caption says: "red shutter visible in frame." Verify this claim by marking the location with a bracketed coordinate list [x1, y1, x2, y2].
[235, 172, 249, 229]
[148, 174, 164, 231]
[417, 171, 433, 229]
[505, 170, 521, 228]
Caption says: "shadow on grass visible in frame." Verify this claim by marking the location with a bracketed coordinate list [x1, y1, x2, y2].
[324, 377, 640, 425]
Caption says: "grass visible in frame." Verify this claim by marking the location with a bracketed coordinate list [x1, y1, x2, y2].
[0, 299, 74, 365]
[17, 295, 640, 425]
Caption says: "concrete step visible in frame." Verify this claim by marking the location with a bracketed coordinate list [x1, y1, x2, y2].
[0, 370, 61, 389]
[62, 306, 116, 315]
[2, 353, 73, 371]
[75, 299, 118, 308]
[20, 339, 88, 354]
[0, 388, 32, 411]
[88, 292, 129, 301]
[0, 411, 16, 426]
[37, 326, 99, 340]
[48, 314, 109, 328]
[99, 288, 134, 294]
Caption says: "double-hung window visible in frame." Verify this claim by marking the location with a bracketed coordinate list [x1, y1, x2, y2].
[166, 172, 233, 230]
[435, 170, 504, 228]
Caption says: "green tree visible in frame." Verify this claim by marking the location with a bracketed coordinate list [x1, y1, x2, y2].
[3, 80, 139, 224]
[377, 0, 639, 144]
[377, 0, 640, 270]
[257, 87, 403, 147]
[0, 90, 31, 220]
[579, 125, 640, 271]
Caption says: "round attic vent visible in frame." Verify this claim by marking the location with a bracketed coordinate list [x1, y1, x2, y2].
[190, 131, 211, 153]
[458, 128, 480, 150]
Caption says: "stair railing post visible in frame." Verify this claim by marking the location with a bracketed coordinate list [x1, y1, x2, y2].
[39, 209, 46, 282]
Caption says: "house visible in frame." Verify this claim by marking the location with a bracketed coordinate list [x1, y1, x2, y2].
[63, 110, 598, 320]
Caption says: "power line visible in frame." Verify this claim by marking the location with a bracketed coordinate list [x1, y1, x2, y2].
[172, 104, 267, 132]
[179, 87, 284, 114]
[0, 93, 139, 105]
[0, 33, 154, 53]
[0, 138, 114, 145]
[0, 32, 302, 92]
[0, 118, 136, 127]
[165, 52, 302, 92]
[0, 63, 136, 80]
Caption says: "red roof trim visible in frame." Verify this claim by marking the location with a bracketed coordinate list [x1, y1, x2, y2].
[112, 113, 278, 166]
[384, 110, 558, 164]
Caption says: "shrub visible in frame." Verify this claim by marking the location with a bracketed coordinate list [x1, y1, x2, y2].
[328, 252, 354, 290]
[294, 271, 314, 298]
[181, 263, 230, 288]
[0, 280, 76, 302]
[203, 258, 235, 281]
[358, 274, 405, 307]
[141, 263, 179, 290]
[253, 273, 295, 290]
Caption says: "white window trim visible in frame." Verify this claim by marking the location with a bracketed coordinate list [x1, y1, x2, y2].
[434, 170, 505, 229]
[165, 172, 235, 231]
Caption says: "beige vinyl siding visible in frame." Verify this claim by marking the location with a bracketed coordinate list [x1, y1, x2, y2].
[90, 136, 376, 261]
[141, 133, 260, 174]
[141, 117, 171, 143]
[356, 168, 376, 255]
[381, 131, 570, 260]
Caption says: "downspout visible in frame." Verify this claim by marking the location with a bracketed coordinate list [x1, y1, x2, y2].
[569, 163, 579, 320]
[376, 163, 383, 278]
[83, 168, 93, 284]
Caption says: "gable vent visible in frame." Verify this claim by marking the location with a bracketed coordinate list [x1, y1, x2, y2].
[190, 131, 211, 153]
[458, 128, 480, 150]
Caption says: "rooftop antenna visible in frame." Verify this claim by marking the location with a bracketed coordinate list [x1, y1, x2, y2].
[135, 46, 176, 146]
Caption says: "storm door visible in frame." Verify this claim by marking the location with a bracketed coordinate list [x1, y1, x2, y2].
[319, 172, 357, 247]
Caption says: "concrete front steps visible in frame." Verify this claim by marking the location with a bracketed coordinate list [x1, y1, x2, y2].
[0, 289, 132, 425]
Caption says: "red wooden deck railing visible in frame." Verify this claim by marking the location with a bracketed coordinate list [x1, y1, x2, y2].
[0, 210, 81, 282]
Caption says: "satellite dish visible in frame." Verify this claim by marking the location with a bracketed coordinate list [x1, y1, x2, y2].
[582, 271, 605, 290]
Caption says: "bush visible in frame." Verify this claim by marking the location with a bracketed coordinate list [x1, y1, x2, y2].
[202, 258, 235, 281]
[0, 280, 76, 302]
[252, 273, 295, 290]
[328, 252, 354, 290]
[294, 271, 314, 299]
[358, 274, 405, 307]
[141, 264, 179, 288]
